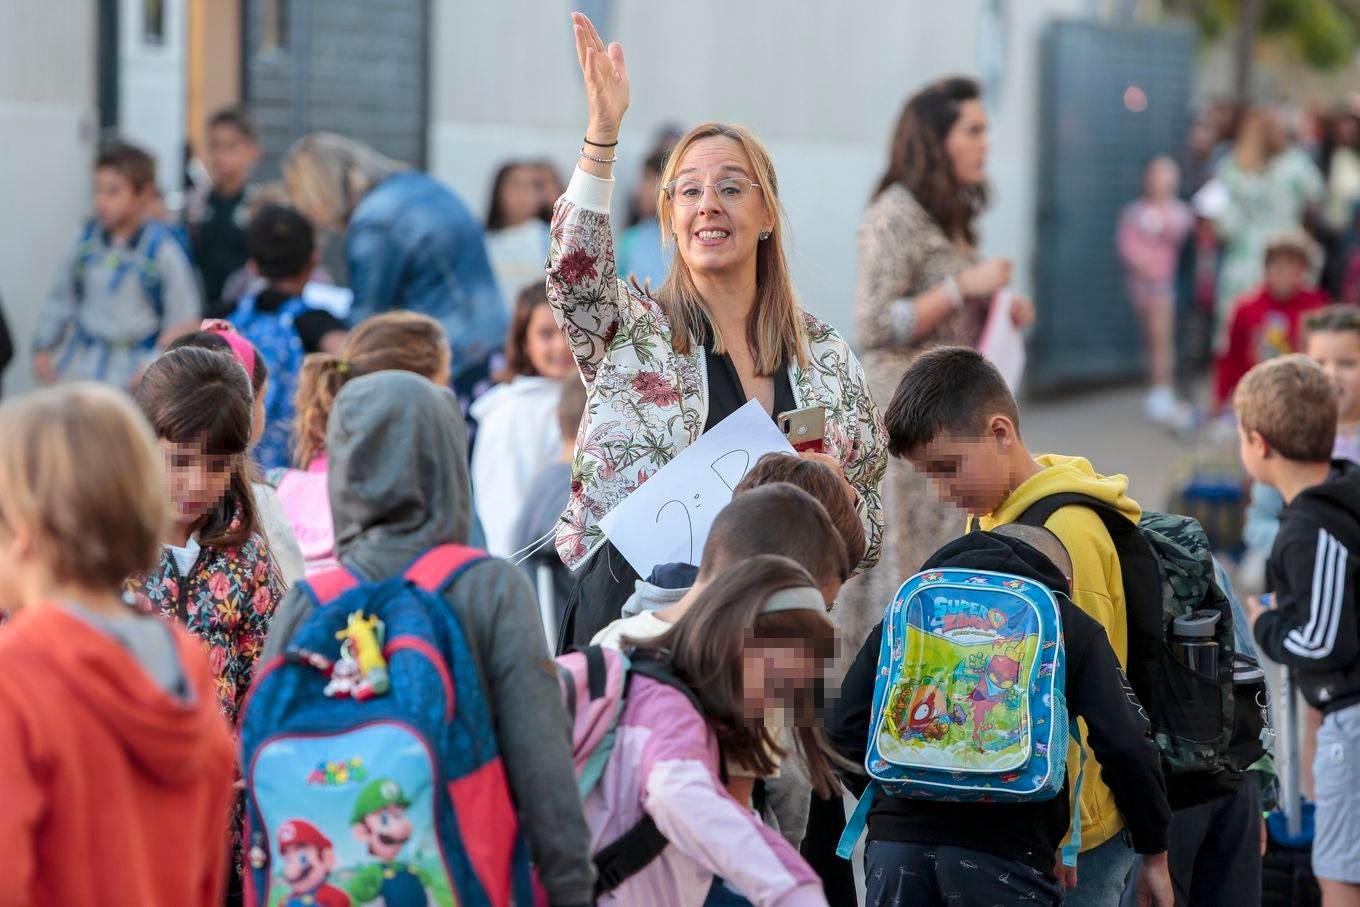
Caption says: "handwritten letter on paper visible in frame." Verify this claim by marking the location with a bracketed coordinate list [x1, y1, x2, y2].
[599, 398, 797, 576]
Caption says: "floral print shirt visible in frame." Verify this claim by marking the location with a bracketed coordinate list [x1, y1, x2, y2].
[126, 529, 284, 724]
[546, 168, 888, 572]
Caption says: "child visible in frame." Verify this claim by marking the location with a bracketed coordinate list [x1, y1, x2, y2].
[165, 327, 306, 585]
[470, 283, 579, 555]
[33, 142, 202, 389]
[1236, 355, 1360, 906]
[829, 525, 1172, 907]
[594, 455, 863, 646]
[1117, 155, 1194, 428]
[187, 105, 263, 317]
[279, 311, 451, 576]
[229, 204, 347, 468]
[126, 346, 285, 725]
[883, 345, 1145, 904]
[581, 554, 841, 906]
[1214, 230, 1329, 409]
[260, 370, 595, 906]
[0, 383, 236, 905]
[513, 375, 589, 623]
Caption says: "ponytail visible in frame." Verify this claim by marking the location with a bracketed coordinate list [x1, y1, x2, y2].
[291, 311, 451, 467]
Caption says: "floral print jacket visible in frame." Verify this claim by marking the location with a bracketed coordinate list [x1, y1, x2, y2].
[546, 168, 888, 572]
[126, 529, 284, 724]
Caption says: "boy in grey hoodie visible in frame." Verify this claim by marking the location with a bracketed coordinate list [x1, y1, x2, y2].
[260, 370, 594, 906]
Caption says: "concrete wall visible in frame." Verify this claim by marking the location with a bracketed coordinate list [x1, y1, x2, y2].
[428, 0, 1091, 344]
[0, 0, 99, 395]
[119, 0, 189, 195]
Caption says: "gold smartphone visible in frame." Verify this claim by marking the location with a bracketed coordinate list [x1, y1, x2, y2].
[777, 405, 826, 453]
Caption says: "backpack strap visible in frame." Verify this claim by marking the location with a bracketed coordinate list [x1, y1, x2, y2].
[591, 651, 723, 895]
[305, 567, 362, 606]
[1014, 491, 1165, 712]
[1060, 723, 1087, 867]
[837, 783, 877, 859]
[138, 222, 167, 325]
[404, 544, 491, 593]
[70, 220, 101, 305]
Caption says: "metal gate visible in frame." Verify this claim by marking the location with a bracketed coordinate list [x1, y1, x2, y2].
[1030, 20, 1195, 392]
[244, 0, 431, 180]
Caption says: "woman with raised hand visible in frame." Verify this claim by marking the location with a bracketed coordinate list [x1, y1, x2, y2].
[548, 12, 886, 651]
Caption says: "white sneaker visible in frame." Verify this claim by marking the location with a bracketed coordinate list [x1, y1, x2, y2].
[1145, 386, 1177, 424]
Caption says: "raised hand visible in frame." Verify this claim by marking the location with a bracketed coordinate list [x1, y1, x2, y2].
[572, 11, 629, 143]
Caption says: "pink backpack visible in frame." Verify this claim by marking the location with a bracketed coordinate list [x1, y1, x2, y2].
[556, 645, 713, 895]
[270, 455, 338, 575]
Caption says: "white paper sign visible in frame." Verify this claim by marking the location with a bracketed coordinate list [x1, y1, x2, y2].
[599, 398, 797, 575]
[977, 289, 1026, 393]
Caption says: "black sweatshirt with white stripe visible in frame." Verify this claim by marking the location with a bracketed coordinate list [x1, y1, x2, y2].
[1258, 460, 1360, 714]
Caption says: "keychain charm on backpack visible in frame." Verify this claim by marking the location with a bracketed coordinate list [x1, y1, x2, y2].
[324, 610, 390, 701]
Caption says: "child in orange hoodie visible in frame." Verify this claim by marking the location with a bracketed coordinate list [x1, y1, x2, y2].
[0, 383, 237, 907]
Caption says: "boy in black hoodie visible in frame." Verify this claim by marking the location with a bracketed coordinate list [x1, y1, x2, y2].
[829, 525, 1173, 907]
[1236, 355, 1360, 902]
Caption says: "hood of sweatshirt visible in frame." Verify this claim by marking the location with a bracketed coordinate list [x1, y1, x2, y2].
[468, 374, 562, 422]
[1, 606, 229, 787]
[328, 371, 472, 580]
[619, 562, 700, 617]
[1291, 460, 1360, 532]
[980, 454, 1142, 529]
[923, 530, 1072, 598]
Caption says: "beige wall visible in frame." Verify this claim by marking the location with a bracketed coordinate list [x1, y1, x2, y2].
[187, 0, 242, 156]
[0, 0, 99, 395]
[427, 0, 1087, 343]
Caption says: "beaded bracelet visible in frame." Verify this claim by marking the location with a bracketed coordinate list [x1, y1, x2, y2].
[580, 150, 618, 165]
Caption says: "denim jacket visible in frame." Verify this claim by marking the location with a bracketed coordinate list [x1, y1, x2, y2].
[347, 172, 507, 377]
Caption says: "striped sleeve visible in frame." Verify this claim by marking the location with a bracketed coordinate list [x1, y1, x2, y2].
[1256, 527, 1359, 669]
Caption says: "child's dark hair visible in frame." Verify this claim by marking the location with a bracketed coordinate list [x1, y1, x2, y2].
[697, 483, 848, 588]
[96, 141, 156, 193]
[208, 105, 258, 143]
[485, 161, 533, 231]
[628, 554, 848, 796]
[499, 282, 554, 381]
[245, 204, 316, 281]
[1305, 304, 1360, 342]
[294, 312, 449, 466]
[165, 331, 269, 396]
[733, 453, 866, 572]
[885, 346, 1020, 457]
[136, 347, 260, 548]
[557, 376, 587, 442]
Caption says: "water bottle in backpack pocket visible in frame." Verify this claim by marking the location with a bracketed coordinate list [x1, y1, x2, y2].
[837, 568, 1085, 864]
[238, 545, 533, 907]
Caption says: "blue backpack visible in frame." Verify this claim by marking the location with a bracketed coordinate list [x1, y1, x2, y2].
[838, 568, 1085, 864]
[239, 545, 534, 907]
[229, 294, 310, 469]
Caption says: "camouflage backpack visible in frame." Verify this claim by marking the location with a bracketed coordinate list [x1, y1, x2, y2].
[1017, 495, 1266, 808]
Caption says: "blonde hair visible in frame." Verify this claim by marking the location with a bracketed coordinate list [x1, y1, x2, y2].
[0, 384, 166, 588]
[653, 122, 807, 374]
[1234, 107, 1287, 174]
[282, 132, 408, 229]
[293, 312, 450, 466]
[1234, 354, 1337, 462]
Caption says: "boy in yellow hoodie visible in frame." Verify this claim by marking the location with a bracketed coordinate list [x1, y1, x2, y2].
[884, 346, 1153, 906]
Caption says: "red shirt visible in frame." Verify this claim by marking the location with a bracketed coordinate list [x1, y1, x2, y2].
[1214, 285, 1329, 408]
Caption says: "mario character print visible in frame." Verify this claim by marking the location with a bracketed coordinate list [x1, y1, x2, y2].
[278, 820, 351, 907]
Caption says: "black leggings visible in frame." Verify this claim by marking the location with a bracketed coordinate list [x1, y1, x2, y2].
[864, 840, 1063, 907]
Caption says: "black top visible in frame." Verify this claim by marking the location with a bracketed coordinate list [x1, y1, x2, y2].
[1257, 460, 1360, 714]
[191, 188, 250, 318]
[827, 531, 1171, 874]
[252, 289, 348, 354]
[700, 333, 797, 432]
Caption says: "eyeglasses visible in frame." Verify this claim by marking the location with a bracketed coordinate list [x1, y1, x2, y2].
[662, 178, 763, 207]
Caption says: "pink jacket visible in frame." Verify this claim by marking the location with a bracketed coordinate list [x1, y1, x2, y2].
[271, 455, 339, 576]
[1116, 198, 1193, 285]
[586, 676, 827, 907]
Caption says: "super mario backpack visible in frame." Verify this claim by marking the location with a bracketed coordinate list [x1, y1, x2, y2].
[229, 293, 311, 469]
[837, 568, 1084, 864]
[238, 545, 533, 907]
